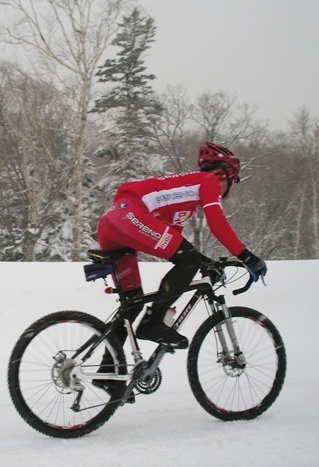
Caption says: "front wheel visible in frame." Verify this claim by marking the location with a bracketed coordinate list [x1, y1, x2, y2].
[8, 311, 127, 438]
[187, 306, 287, 421]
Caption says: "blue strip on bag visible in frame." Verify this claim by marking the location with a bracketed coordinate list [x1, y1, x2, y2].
[84, 263, 113, 282]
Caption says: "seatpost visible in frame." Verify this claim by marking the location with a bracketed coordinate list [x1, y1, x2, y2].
[111, 258, 144, 362]
[111, 263, 127, 302]
[124, 318, 143, 363]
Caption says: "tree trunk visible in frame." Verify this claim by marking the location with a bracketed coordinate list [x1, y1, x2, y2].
[71, 81, 90, 261]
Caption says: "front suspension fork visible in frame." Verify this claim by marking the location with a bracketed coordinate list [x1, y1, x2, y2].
[214, 302, 246, 367]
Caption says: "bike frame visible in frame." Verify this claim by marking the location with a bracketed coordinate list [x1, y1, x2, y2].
[71, 273, 244, 397]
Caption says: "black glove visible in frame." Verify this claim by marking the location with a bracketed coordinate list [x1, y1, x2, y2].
[237, 248, 267, 282]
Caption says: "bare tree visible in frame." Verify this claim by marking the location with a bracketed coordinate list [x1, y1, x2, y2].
[191, 90, 267, 147]
[0, 0, 128, 260]
[191, 90, 235, 141]
[0, 63, 72, 260]
[288, 109, 319, 258]
[153, 84, 194, 172]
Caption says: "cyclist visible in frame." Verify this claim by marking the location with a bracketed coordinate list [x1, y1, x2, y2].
[97, 142, 267, 350]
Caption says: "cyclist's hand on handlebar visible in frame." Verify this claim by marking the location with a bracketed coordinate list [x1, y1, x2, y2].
[200, 257, 222, 283]
[237, 248, 267, 282]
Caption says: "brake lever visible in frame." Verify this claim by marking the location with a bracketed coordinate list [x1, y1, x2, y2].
[261, 273, 267, 287]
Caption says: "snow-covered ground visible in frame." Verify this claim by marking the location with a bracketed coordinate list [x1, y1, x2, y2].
[1, 259, 319, 466]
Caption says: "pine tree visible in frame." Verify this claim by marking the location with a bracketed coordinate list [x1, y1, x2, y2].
[93, 7, 163, 193]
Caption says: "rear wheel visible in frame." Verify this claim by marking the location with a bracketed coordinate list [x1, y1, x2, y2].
[187, 307, 286, 421]
[8, 311, 127, 438]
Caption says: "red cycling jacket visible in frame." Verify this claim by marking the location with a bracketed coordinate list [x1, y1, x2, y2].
[112, 171, 245, 256]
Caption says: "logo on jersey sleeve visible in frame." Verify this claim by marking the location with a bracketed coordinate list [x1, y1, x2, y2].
[156, 231, 173, 250]
[126, 212, 162, 240]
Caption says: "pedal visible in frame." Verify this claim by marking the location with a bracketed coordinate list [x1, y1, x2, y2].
[160, 343, 176, 354]
[120, 381, 136, 406]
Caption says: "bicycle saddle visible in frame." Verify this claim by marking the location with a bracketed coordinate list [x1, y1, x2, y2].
[87, 248, 136, 264]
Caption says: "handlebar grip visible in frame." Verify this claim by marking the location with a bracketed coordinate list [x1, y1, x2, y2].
[232, 276, 254, 295]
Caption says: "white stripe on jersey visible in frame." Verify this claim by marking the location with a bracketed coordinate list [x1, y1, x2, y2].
[142, 185, 200, 211]
[202, 201, 222, 209]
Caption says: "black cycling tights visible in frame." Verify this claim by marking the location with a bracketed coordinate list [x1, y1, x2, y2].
[111, 239, 203, 345]
[150, 238, 203, 322]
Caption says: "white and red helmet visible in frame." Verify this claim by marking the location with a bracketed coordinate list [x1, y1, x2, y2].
[198, 142, 240, 183]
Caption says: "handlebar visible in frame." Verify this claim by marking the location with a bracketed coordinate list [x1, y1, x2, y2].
[200, 258, 255, 296]
[232, 275, 254, 295]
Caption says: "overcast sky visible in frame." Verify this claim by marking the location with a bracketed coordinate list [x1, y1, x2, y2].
[138, 0, 319, 130]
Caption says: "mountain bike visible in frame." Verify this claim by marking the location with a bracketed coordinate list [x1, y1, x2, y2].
[7, 248, 287, 438]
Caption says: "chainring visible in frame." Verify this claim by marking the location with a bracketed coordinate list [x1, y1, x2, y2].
[133, 362, 162, 395]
